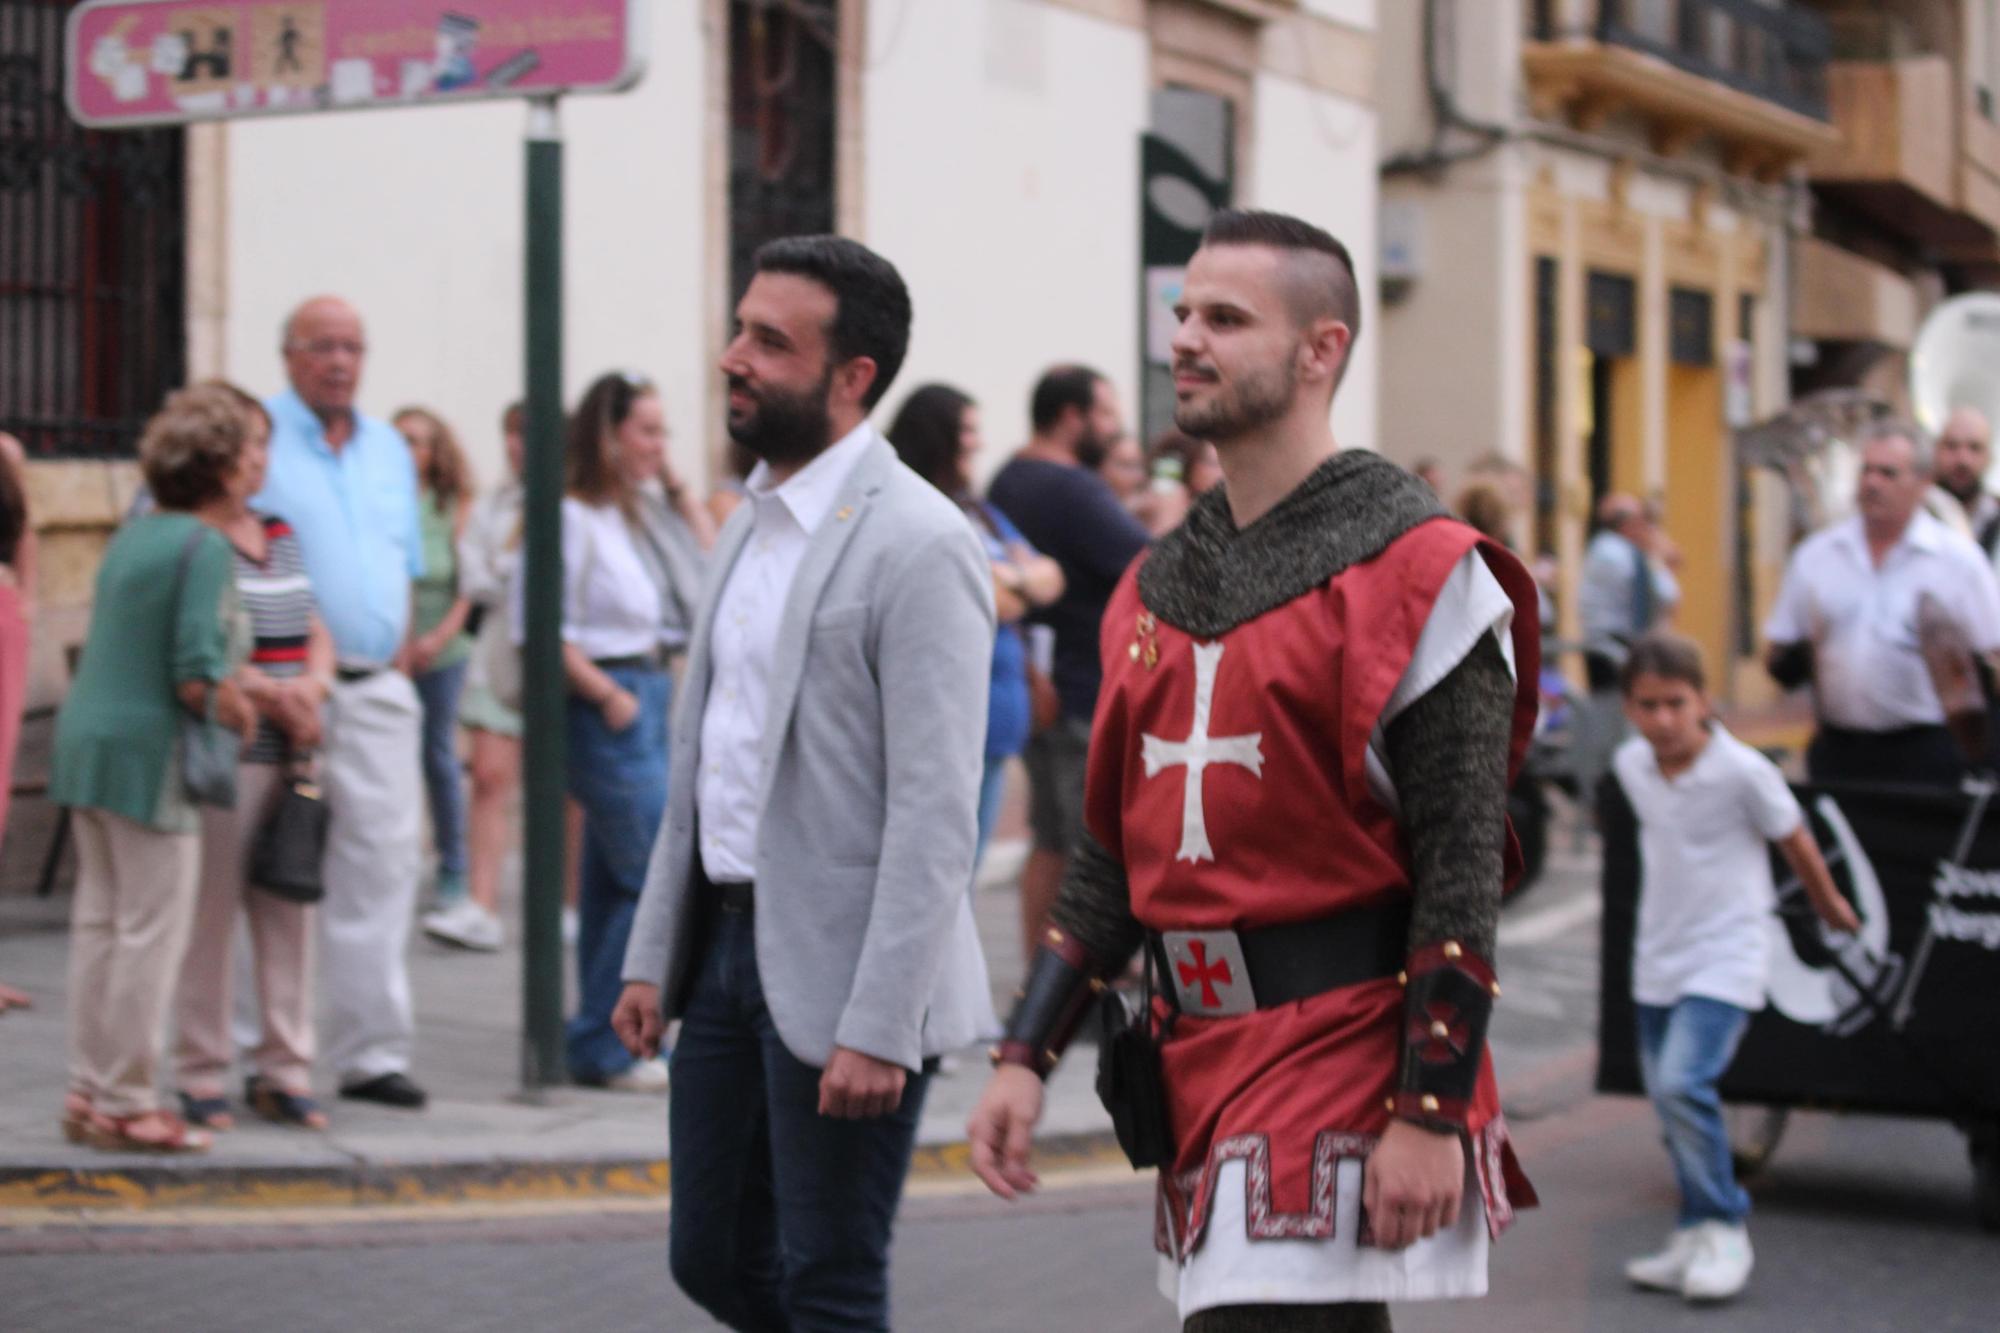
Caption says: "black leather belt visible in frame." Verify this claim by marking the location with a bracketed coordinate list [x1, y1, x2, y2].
[709, 880, 754, 914]
[593, 652, 666, 673]
[336, 664, 384, 683]
[1149, 899, 1412, 1018]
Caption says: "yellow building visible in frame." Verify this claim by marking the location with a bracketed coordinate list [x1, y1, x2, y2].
[1378, 0, 1838, 702]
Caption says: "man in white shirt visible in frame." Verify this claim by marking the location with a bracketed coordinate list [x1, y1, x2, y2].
[612, 237, 993, 1331]
[1765, 419, 2000, 785]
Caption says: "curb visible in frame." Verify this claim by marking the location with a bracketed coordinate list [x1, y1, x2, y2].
[0, 1131, 1129, 1216]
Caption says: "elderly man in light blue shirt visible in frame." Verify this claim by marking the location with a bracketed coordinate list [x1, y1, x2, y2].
[255, 295, 431, 1111]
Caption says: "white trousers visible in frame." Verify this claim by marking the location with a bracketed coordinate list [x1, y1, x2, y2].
[319, 671, 424, 1084]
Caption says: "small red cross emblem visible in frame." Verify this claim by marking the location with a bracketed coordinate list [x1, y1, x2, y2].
[1177, 940, 1236, 1011]
[1410, 1001, 1469, 1065]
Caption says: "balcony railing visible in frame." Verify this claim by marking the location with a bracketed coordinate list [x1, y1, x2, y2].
[1531, 0, 1831, 122]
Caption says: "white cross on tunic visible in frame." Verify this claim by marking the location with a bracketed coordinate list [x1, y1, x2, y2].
[1142, 641, 1264, 863]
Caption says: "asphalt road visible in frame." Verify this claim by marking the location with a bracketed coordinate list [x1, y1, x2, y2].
[9, 827, 1996, 1332]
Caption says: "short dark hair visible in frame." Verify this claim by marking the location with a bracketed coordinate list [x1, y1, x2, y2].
[752, 235, 912, 409]
[886, 383, 975, 497]
[501, 400, 524, 435]
[1030, 364, 1104, 434]
[1620, 631, 1708, 696]
[1200, 208, 1362, 346]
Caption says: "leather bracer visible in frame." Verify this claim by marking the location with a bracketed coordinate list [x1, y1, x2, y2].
[1390, 939, 1498, 1132]
[993, 925, 1108, 1079]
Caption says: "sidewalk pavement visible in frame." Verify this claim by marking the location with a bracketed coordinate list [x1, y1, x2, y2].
[0, 787, 1607, 1217]
[0, 837, 1123, 1213]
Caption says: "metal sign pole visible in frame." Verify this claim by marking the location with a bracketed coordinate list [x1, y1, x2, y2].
[520, 94, 566, 1094]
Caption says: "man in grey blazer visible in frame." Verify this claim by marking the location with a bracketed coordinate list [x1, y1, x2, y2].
[612, 236, 994, 1331]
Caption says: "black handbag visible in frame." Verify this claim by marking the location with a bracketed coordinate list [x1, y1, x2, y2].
[249, 756, 329, 904]
[1094, 943, 1175, 1170]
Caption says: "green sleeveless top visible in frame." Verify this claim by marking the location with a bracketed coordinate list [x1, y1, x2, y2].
[413, 493, 471, 670]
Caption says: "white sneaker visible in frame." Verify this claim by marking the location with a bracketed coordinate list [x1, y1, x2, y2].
[421, 900, 503, 953]
[1623, 1227, 1701, 1292]
[1682, 1221, 1753, 1302]
[602, 1057, 669, 1094]
[561, 907, 580, 946]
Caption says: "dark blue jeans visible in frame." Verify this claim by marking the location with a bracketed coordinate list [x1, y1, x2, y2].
[413, 659, 469, 881]
[1637, 996, 1753, 1226]
[565, 665, 670, 1083]
[668, 906, 930, 1332]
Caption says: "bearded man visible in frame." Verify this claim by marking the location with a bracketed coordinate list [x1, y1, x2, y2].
[612, 235, 995, 1332]
[967, 210, 1540, 1332]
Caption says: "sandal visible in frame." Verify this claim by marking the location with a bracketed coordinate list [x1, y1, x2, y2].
[178, 1090, 236, 1131]
[60, 1093, 104, 1146]
[245, 1075, 329, 1131]
[81, 1110, 212, 1154]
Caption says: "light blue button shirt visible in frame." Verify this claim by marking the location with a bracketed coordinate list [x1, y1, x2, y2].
[256, 387, 424, 665]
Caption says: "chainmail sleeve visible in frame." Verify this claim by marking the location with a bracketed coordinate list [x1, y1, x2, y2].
[1045, 831, 1146, 968]
[1381, 632, 1515, 960]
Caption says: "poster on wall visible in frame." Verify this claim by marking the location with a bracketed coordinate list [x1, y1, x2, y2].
[68, 0, 645, 128]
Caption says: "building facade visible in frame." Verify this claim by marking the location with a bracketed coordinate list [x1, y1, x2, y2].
[0, 0, 1383, 706]
[1377, 0, 1836, 702]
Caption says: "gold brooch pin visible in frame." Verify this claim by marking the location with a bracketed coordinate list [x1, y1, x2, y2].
[1131, 611, 1161, 670]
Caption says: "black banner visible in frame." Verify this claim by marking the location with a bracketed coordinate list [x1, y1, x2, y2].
[1598, 776, 2000, 1119]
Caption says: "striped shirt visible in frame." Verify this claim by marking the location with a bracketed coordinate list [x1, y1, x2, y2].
[230, 512, 317, 765]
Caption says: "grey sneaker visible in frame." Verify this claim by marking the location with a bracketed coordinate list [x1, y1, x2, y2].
[602, 1057, 669, 1094]
[1682, 1221, 1754, 1302]
[422, 900, 503, 952]
[1624, 1227, 1700, 1292]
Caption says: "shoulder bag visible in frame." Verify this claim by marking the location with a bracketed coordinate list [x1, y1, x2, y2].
[173, 525, 239, 808]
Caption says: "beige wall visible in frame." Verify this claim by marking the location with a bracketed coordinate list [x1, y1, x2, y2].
[1378, 155, 1526, 479]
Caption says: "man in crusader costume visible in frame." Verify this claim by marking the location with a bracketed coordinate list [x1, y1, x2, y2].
[967, 210, 1539, 1332]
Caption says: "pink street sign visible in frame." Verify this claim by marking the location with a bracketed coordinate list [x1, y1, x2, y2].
[67, 0, 645, 128]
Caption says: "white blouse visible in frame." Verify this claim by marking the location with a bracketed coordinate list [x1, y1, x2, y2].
[511, 497, 671, 660]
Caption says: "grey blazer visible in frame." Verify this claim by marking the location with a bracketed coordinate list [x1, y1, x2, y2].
[622, 432, 996, 1071]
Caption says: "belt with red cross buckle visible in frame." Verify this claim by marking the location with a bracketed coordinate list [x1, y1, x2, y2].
[1151, 901, 1413, 1019]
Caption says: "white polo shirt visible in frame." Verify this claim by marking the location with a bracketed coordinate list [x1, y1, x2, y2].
[1763, 511, 2000, 730]
[696, 423, 877, 884]
[1614, 726, 1804, 1011]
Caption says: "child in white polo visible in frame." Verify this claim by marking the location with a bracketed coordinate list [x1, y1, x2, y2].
[1613, 632, 1858, 1304]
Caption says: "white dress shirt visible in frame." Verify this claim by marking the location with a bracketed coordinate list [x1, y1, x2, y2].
[697, 423, 879, 883]
[1765, 511, 2000, 730]
[509, 497, 669, 660]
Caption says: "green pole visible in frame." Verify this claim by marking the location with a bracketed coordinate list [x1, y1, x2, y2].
[521, 96, 566, 1093]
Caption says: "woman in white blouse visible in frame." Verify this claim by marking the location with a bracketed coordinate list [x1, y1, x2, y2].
[524, 371, 711, 1090]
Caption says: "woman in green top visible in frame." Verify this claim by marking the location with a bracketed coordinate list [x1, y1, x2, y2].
[394, 407, 475, 914]
[54, 384, 257, 1154]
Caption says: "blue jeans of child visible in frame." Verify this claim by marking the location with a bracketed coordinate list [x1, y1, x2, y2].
[1637, 996, 1753, 1226]
[565, 665, 670, 1083]
[414, 659, 470, 883]
[668, 903, 930, 1333]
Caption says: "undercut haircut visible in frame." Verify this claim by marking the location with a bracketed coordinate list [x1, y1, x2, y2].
[1200, 208, 1362, 347]
[1030, 364, 1105, 434]
[752, 235, 912, 408]
[1620, 631, 1707, 696]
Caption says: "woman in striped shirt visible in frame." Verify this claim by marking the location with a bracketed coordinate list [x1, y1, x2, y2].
[172, 383, 337, 1132]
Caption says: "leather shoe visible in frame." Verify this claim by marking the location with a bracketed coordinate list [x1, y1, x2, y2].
[338, 1072, 429, 1110]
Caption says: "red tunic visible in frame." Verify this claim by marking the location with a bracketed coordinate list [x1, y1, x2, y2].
[1083, 517, 1541, 1260]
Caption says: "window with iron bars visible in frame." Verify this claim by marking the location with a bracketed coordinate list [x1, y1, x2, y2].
[1, 0, 188, 460]
[728, 0, 838, 313]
